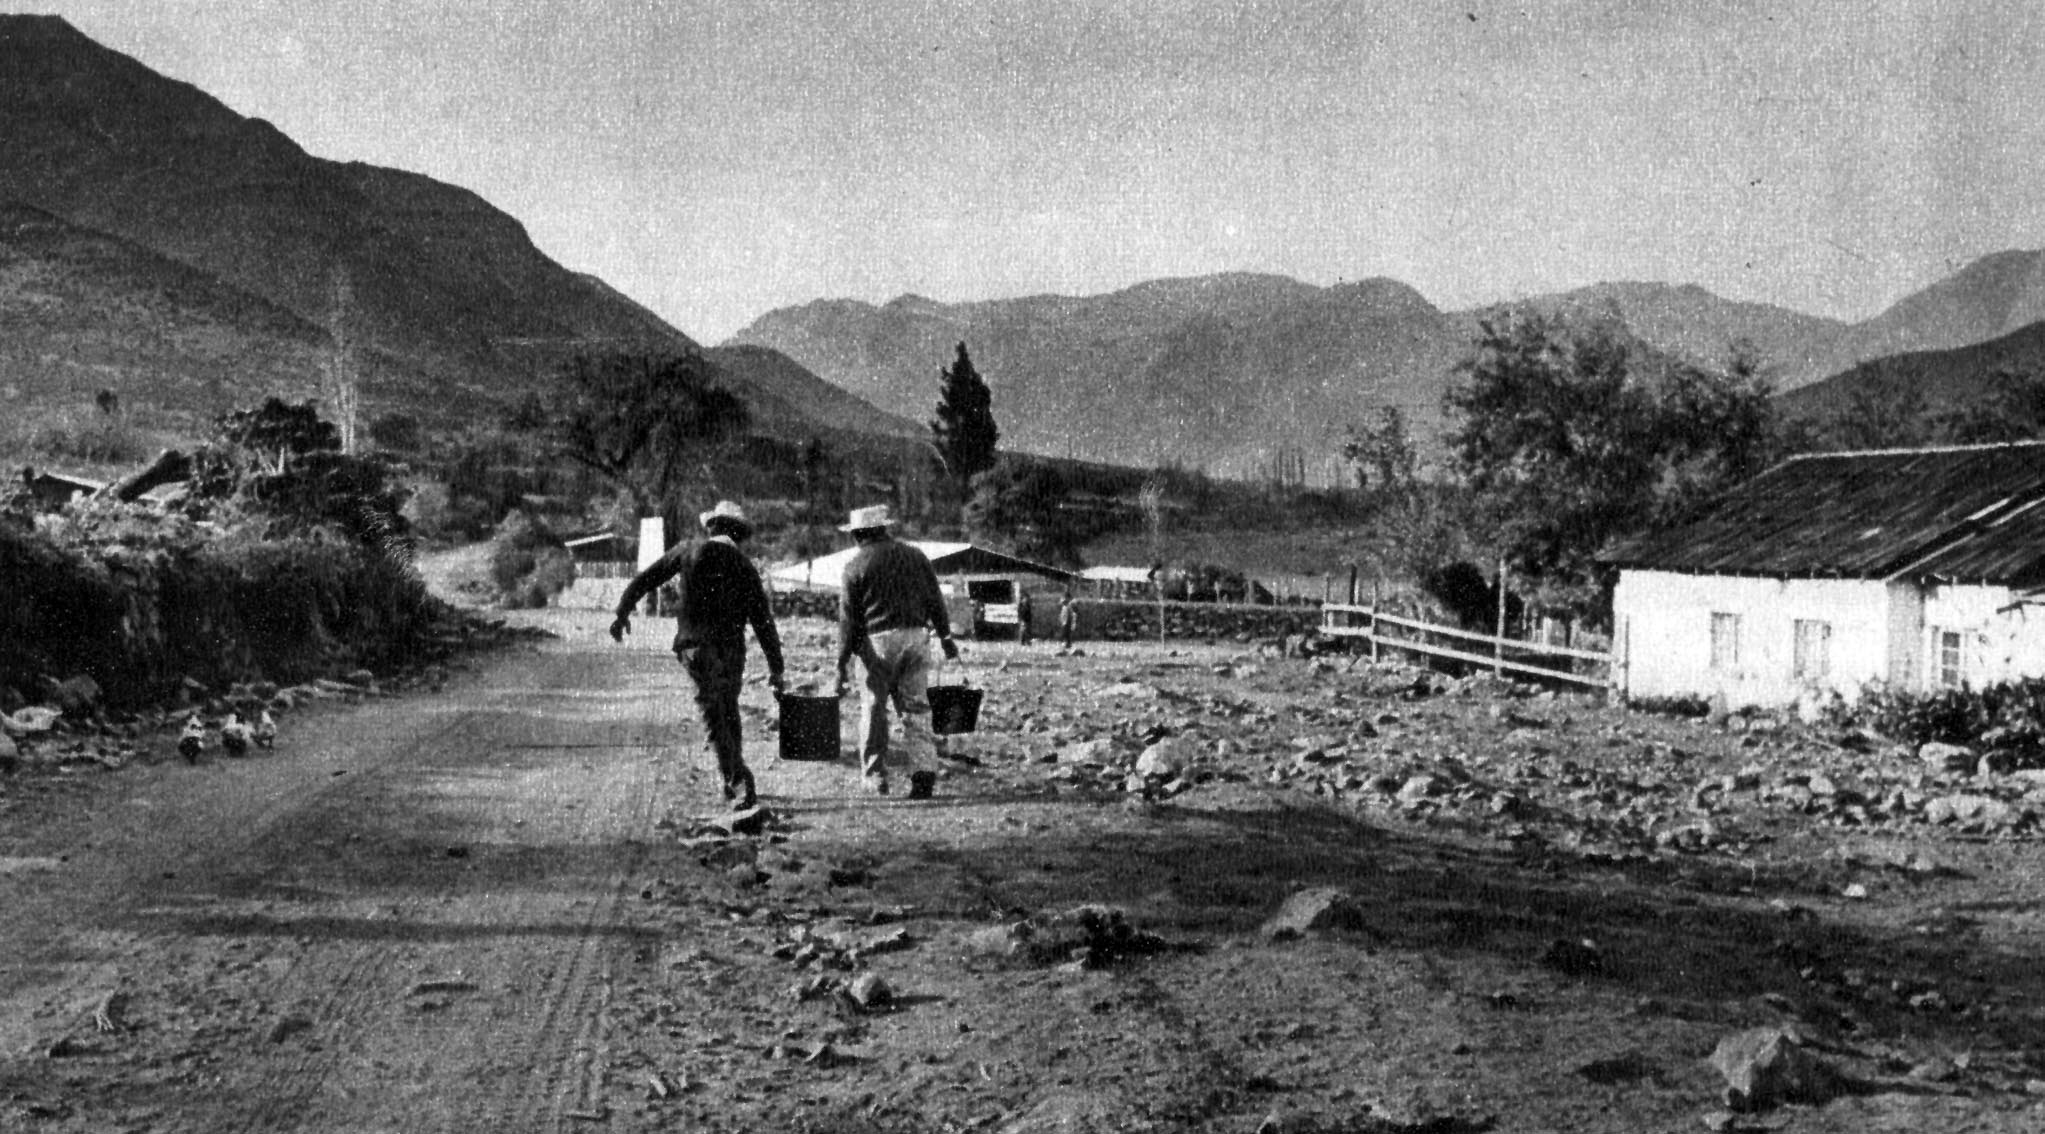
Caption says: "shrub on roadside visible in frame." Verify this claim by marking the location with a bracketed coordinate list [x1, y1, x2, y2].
[486, 509, 575, 609]
[2, 499, 442, 708]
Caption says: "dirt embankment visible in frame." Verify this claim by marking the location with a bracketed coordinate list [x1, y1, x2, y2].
[2, 609, 2043, 1133]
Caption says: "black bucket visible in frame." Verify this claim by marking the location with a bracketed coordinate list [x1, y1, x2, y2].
[778, 693, 840, 761]
[928, 684, 984, 736]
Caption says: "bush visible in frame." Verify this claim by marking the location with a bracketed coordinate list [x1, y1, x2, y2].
[1834, 680, 2045, 767]
[1, 502, 444, 707]
[486, 509, 575, 609]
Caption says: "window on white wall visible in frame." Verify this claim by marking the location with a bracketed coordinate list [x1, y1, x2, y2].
[1793, 619, 1831, 681]
[1934, 628, 1965, 689]
[1710, 612, 1741, 670]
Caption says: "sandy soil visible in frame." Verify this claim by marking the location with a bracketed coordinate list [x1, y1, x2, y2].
[3, 606, 2044, 1133]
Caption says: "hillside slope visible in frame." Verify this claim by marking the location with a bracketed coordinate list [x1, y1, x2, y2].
[0, 15, 915, 461]
[1779, 318, 2045, 423]
[0, 203, 332, 438]
[731, 274, 1474, 477]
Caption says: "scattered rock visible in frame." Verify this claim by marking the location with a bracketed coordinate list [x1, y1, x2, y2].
[1, 706, 61, 736]
[1710, 1026, 1843, 1112]
[1261, 887, 1370, 940]
[1059, 739, 1115, 765]
[1134, 736, 1191, 778]
[1099, 681, 1159, 700]
[966, 922, 1031, 958]
[984, 905, 1172, 968]
[1396, 774, 1439, 807]
[846, 971, 893, 1011]
[1918, 741, 1977, 775]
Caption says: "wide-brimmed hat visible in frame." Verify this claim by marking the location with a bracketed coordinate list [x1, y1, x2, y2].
[839, 503, 895, 532]
[699, 500, 752, 535]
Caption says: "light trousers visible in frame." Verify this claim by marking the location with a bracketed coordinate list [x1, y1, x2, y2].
[858, 627, 937, 778]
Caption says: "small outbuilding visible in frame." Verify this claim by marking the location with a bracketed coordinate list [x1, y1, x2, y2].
[769, 541, 1076, 640]
[1605, 441, 2045, 709]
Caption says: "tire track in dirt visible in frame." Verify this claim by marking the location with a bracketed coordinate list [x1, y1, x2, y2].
[0, 637, 700, 1133]
[186, 650, 687, 1134]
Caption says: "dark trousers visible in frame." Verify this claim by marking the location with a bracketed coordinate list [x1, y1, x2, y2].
[678, 639, 752, 801]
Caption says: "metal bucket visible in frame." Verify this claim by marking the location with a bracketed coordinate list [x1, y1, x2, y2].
[777, 693, 840, 761]
[928, 684, 984, 736]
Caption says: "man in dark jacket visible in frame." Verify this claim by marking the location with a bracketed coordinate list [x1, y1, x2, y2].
[612, 500, 785, 810]
[833, 504, 959, 799]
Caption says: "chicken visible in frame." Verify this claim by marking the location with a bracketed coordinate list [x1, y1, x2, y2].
[177, 716, 207, 764]
[219, 712, 252, 757]
[252, 709, 278, 750]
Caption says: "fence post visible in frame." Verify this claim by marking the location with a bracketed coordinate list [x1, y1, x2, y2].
[1370, 577, 1381, 665]
[1494, 557, 1507, 676]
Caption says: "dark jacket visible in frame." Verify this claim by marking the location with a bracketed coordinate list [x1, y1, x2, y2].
[617, 537, 784, 673]
[836, 536, 951, 666]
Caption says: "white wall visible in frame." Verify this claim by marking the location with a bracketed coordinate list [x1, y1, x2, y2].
[1614, 571, 1896, 708]
[1923, 583, 2045, 688]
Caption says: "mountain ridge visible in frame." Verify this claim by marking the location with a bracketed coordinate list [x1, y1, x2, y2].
[727, 253, 2045, 475]
[0, 14, 916, 460]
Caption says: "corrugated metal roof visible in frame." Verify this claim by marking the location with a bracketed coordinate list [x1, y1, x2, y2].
[1605, 440, 2045, 584]
[1081, 565, 1155, 584]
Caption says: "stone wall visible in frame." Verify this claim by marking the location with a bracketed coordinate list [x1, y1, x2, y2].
[1081, 598, 1320, 643]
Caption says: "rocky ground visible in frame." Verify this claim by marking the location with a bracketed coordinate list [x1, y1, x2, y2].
[2, 606, 2044, 1132]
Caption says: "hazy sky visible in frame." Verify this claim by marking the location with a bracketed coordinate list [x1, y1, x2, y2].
[19, 0, 2045, 341]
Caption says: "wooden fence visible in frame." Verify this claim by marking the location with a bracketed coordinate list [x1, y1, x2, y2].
[1320, 603, 1614, 689]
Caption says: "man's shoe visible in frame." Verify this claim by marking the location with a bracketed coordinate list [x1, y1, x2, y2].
[863, 774, 891, 796]
[908, 770, 937, 800]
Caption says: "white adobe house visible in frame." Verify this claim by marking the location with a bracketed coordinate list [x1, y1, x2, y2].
[1605, 441, 2045, 709]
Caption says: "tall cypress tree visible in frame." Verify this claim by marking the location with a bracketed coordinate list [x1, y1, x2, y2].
[930, 341, 1000, 507]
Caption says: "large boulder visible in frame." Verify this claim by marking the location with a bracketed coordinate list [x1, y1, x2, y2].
[1710, 1027, 1843, 1111]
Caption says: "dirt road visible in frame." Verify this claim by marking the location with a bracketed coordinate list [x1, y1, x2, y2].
[4, 612, 2044, 1132]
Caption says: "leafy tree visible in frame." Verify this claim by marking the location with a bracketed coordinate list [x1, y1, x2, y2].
[1931, 366, 2045, 444]
[1445, 313, 1779, 619]
[185, 399, 409, 552]
[214, 398, 341, 467]
[551, 350, 751, 515]
[1828, 381, 1931, 450]
[1650, 342, 1779, 521]
[930, 342, 999, 506]
[1341, 406, 1421, 497]
[965, 456, 1113, 567]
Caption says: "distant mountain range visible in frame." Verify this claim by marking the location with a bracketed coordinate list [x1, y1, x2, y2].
[728, 249, 2045, 475]
[0, 15, 914, 454]
[8, 14, 2040, 481]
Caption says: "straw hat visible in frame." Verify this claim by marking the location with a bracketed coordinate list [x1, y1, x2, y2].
[698, 500, 752, 535]
[839, 503, 895, 532]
